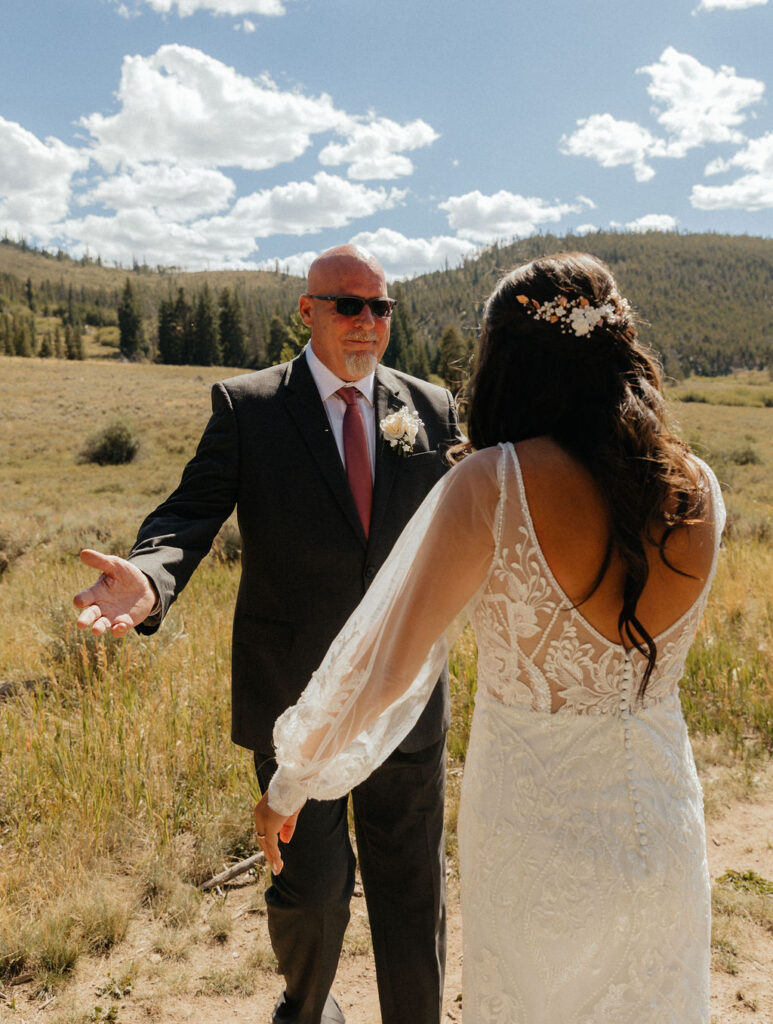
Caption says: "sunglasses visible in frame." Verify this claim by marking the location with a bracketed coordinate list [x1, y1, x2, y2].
[307, 294, 396, 319]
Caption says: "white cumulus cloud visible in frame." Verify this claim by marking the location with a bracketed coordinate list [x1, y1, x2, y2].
[346, 227, 478, 280]
[254, 250, 318, 276]
[561, 48, 765, 181]
[695, 0, 768, 10]
[638, 47, 765, 157]
[210, 172, 405, 238]
[319, 118, 439, 180]
[691, 132, 773, 209]
[560, 114, 664, 182]
[80, 164, 236, 219]
[120, 0, 288, 17]
[626, 213, 679, 231]
[60, 173, 405, 270]
[439, 189, 581, 243]
[0, 117, 90, 239]
[59, 208, 252, 269]
[82, 45, 348, 172]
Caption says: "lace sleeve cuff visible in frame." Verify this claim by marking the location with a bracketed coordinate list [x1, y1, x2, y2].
[266, 767, 309, 817]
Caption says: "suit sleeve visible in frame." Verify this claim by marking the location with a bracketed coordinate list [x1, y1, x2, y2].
[267, 446, 503, 815]
[130, 382, 240, 634]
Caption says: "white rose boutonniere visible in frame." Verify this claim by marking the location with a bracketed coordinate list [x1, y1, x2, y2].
[380, 406, 424, 455]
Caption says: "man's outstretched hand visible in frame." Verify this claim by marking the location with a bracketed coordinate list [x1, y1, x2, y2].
[73, 549, 158, 637]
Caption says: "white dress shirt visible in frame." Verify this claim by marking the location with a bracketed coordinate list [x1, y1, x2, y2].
[305, 342, 377, 482]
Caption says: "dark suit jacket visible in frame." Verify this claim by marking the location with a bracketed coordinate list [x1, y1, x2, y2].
[130, 352, 461, 754]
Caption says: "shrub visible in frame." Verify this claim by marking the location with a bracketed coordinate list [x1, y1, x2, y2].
[79, 422, 140, 466]
[678, 391, 709, 404]
[75, 887, 131, 953]
[0, 531, 25, 577]
[211, 522, 242, 565]
[0, 911, 31, 981]
[726, 444, 762, 466]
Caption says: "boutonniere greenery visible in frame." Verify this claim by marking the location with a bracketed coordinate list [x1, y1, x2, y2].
[380, 406, 424, 455]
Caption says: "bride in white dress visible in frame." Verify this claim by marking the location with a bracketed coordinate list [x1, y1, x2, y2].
[254, 252, 725, 1023]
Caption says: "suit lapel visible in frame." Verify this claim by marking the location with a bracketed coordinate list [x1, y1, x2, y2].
[370, 367, 410, 544]
[283, 353, 367, 547]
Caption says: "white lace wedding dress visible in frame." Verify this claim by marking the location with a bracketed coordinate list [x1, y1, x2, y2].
[267, 443, 725, 1024]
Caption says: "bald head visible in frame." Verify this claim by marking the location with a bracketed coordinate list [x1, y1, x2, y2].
[299, 244, 391, 381]
[307, 245, 386, 294]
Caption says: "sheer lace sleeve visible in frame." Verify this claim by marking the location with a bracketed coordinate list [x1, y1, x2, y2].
[267, 445, 504, 815]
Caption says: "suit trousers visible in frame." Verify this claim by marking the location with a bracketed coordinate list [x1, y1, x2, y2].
[255, 737, 447, 1024]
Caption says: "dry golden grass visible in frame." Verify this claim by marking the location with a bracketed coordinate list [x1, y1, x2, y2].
[1, 355, 772, 1000]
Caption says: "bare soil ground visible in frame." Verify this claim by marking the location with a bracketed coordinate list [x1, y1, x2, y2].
[2, 765, 771, 1024]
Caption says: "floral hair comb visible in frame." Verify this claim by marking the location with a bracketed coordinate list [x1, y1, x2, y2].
[515, 293, 631, 338]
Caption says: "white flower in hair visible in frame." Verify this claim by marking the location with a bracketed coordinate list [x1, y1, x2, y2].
[568, 302, 612, 336]
[516, 294, 625, 338]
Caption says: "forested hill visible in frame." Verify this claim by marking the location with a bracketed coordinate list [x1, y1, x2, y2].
[394, 231, 773, 379]
[0, 231, 771, 381]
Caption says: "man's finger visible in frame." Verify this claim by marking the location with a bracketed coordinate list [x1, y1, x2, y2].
[111, 612, 137, 636]
[74, 584, 103, 609]
[262, 833, 283, 875]
[76, 605, 101, 629]
[79, 549, 115, 573]
[279, 809, 300, 843]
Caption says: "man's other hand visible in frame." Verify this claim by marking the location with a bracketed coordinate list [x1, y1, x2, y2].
[254, 794, 301, 876]
[73, 549, 158, 637]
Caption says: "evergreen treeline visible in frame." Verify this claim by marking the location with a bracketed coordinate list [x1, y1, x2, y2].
[1, 232, 771, 383]
[399, 231, 773, 379]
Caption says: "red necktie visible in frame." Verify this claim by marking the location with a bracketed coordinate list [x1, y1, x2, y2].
[337, 387, 372, 537]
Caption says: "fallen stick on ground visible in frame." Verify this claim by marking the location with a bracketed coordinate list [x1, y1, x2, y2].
[199, 851, 265, 891]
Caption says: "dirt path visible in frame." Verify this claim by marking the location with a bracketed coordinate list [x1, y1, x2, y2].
[2, 767, 771, 1024]
[706, 771, 773, 1024]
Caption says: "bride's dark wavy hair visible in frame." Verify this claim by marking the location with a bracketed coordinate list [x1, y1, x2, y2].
[464, 252, 705, 697]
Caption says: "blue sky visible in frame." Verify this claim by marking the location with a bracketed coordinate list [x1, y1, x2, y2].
[0, 0, 771, 278]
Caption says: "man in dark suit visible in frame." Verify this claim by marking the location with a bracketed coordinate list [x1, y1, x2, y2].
[74, 245, 460, 1024]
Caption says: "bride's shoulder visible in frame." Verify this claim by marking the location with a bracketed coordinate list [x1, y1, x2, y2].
[448, 445, 503, 486]
[449, 440, 572, 498]
[440, 446, 503, 515]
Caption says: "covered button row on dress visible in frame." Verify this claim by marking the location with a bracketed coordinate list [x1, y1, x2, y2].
[620, 657, 648, 861]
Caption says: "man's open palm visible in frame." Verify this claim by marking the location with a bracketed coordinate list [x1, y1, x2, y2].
[73, 549, 157, 637]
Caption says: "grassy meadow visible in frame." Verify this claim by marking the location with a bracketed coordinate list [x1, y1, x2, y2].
[0, 355, 772, 1009]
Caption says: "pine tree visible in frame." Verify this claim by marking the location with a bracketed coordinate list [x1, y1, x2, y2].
[157, 297, 181, 364]
[219, 287, 246, 367]
[73, 327, 85, 360]
[174, 288, 193, 364]
[436, 324, 470, 391]
[281, 311, 310, 362]
[25, 277, 35, 311]
[411, 339, 431, 380]
[38, 333, 53, 358]
[64, 324, 76, 359]
[118, 278, 146, 360]
[250, 298, 271, 368]
[13, 315, 33, 356]
[382, 295, 405, 371]
[191, 285, 221, 366]
[54, 324, 64, 358]
[268, 315, 293, 366]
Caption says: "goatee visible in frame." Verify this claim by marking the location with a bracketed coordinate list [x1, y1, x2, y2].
[345, 350, 379, 379]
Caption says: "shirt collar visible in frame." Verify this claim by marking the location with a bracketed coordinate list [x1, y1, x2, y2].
[305, 341, 376, 406]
